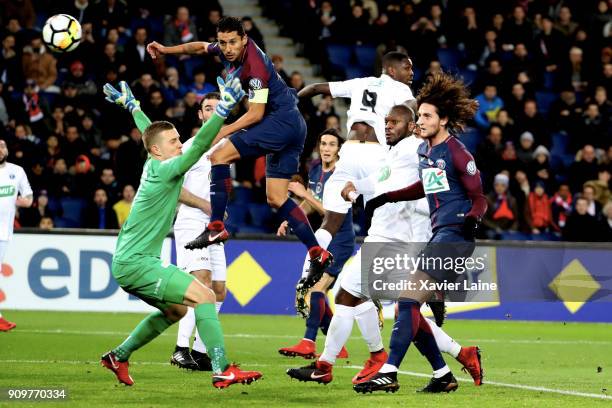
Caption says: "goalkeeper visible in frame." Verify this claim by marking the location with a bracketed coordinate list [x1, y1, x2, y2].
[99, 78, 262, 389]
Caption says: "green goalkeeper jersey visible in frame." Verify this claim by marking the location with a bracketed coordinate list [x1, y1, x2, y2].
[113, 112, 223, 263]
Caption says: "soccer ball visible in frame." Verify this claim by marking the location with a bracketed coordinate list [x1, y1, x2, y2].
[42, 14, 82, 53]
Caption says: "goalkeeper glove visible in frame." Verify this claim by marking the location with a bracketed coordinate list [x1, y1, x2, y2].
[215, 76, 245, 118]
[103, 81, 140, 113]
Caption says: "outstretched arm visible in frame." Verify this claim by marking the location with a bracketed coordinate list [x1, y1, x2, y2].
[179, 187, 212, 216]
[298, 83, 331, 98]
[146, 41, 210, 59]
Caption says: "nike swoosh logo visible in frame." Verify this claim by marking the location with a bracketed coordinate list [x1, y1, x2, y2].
[209, 232, 224, 241]
[214, 373, 235, 381]
[109, 355, 118, 369]
[310, 372, 328, 380]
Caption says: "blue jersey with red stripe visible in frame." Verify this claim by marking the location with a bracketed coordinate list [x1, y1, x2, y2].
[207, 38, 298, 114]
[308, 162, 355, 245]
[417, 136, 484, 230]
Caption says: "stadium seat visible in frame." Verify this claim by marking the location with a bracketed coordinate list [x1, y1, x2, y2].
[248, 203, 273, 228]
[459, 69, 478, 86]
[535, 91, 558, 117]
[53, 216, 79, 228]
[344, 65, 369, 80]
[182, 56, 206, 82]
[226, 203, 249, 232]
[460, 127, 482, 155]
[499, 231, 531, 241]
[236, 225, 268, 234]
[551, 132, 570, 155]
[326, 44, 353, 78]
[60, 197, 87, 227]
[232, 186, 253, 204]
[354, 44, 377, 72]
[437, 48, 460, 72]
[542, 71, 556, 90]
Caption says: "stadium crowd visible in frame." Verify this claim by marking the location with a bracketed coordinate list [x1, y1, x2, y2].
[1, 0, 611, 241]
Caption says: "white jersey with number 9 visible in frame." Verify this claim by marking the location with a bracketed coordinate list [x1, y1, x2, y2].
[328, 74, 414, 145]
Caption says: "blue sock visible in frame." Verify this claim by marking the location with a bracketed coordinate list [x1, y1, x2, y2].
[210, 164, 231, 223]
[278, 199, 318, 249]
[413, 316, 447, 371]
[319, 298, 333, 335]
[304, 291, 325, 341]
[387, 299, 420, 368]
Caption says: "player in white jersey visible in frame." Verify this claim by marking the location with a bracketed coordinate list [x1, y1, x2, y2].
[297, 52, 416, 288]
[287, 106, 483, 386]
[169, 93, 228, 371]
[0, 139, 33, 331]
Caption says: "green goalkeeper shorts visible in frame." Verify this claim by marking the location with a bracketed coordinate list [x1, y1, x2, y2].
[112, 256, 195, 309]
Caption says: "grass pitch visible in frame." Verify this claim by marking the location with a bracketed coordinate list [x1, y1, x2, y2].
[1, 311, 611, 407]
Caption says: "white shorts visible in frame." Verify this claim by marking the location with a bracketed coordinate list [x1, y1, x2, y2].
[323, 142, 387, 214]
[0, 240, 8, 263]
[340, 235, 392, 299]
[175, 229, 227, 281]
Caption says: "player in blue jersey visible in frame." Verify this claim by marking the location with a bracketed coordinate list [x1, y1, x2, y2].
[147, 17, 332, 286]
[354, 73, 486, 394]
[277, 129, 354, 359]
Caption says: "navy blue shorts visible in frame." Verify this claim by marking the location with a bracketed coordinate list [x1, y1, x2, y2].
[326, 237, 355, 277]
[419, 226, 475, 283]
[229, 108, 306, 179]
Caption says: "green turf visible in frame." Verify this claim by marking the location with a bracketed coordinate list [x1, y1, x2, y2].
[1, 311, 611, 407]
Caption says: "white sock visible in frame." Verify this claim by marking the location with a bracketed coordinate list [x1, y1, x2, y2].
[301, 229, 333, 276]
[215, 301, 223, 314]
[379, 363, 398, 373]
[193, 332, 206, 353]
[319, 304, 355, 365]
[425, 317, 462, 358]
[315, 228, 332, 249]
[354, 301, 383, 352]
[176, 307, 195, 348]
[433, 365, 451, 378]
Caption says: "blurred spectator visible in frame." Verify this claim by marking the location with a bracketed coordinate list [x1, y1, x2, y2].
[242, 17, 265, 50]
[600, 201, 612, 240]
[476, 125, 504, 189]
[516, 131, 535, 165]
[125, 26, 155, 81]
[317, 1, 339, 43]
[518, 99, 549, 147]
[550, 183, 573, 229]
[576, 103, 607, 149]
[563, 196, 602, 241]
[0, 0, 36, 28]
[38, 216, 54, 230]
[528, 145, 553, 192]
[475, 84, 504, 130]
[143, 89, 171, 122]
[112, 184, 135, 227]
[560, 46, 589, 93]
[99, 42, 127, 82]
[584, 166, 611, 205]
[569, 144, 599, 192]
[67, 0, 96, 25]
[500, 141, 520, 175]
[527, 182, 554, 234]
[164, 6, 197, 46]
[535, 16, 567, 82]
[495, 109, 517, 143]
[550, 88, 580, 135]
[85, 188, 118, 229]
[64, 60, 97, 101]
[190, 69, 216, 101]
[582, 184, 602, 218]
[63, 125, 88, 167]
[505, 83, 528, 121]
[98, 167, 120, 204]
[160, 67, 187, 107]
[271, 54, 290, 84]
[94, 0, 129, 36]
[555, 6, 579, 38]
[19, 189, 51, 227]
[483, 173, 519, 237]
[131, 73, 159, 101]
[345, 4, 372, 45]
[1, 34, 22, 88]
[48, 158, 73, 198]
[200, 8, 222, 43]
[22, 37, 58, 93]
[510, 169, 532, 231]
[501, 6, 532, 50]
[21, 79, 48, 136]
